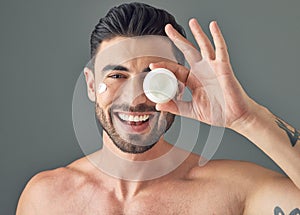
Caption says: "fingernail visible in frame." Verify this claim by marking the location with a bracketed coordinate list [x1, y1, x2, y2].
[165, 24, 176, 37]
[214, 21, 218, 27]
[155, 104, 161, 111]
[210, 21, 218, 31]
[191, 18, 198, 24]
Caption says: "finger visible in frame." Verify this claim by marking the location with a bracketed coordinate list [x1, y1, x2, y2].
[189, 18, 215, 60]
[165, 24, 202, 64]
[156, 99, 195, 119]
[209, 21, 229, 62]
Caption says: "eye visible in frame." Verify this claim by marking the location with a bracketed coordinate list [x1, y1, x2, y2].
[108, 73, 126, 79]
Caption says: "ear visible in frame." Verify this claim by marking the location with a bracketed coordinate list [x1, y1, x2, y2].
[175, 81, 185, 100]
[83, 67, 96, 102]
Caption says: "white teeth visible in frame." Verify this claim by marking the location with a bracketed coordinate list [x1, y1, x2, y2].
[128, 115, 134, 122]
[133, 116, 139, 122]
[118, 113, 150, 122]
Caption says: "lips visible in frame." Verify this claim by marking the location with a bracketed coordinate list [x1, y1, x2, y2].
[114, 112, 154, 133]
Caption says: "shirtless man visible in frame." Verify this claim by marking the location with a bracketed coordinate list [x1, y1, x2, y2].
[17, 2, 300, 215]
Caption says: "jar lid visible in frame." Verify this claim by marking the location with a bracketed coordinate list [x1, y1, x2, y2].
[143, 68, 178, 104]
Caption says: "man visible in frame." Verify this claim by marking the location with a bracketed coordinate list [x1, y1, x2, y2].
[17, 2, 300, 214]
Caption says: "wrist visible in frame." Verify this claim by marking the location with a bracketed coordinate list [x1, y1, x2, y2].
[229, 101, 271, 136]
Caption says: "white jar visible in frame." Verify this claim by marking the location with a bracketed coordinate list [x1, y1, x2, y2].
[143, 68, 178, 104]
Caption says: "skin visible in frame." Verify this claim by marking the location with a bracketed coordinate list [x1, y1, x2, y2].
[16, 19, 300, 215]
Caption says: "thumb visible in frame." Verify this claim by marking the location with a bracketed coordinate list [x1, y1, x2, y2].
[156, 100, 194, 119]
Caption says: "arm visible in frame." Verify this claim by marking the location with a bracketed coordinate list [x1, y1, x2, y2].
[150, 19, 300, 188]
[243, 165, 300, 215]
[232, 104, 300, 189]
[150, 18, 300, 212]
[16, 170, 59, 215]
[16, 174, 43, 215]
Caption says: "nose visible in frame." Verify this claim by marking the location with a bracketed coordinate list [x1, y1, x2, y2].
[121, 75, 147, 106]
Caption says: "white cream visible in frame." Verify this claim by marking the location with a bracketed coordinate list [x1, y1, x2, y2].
[143, 68, 178, 103]
[97, 83, 107, 94]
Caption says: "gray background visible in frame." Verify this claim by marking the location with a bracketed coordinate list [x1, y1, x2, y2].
[1, 0, 300, 214]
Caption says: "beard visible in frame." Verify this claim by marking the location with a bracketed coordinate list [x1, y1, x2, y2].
[95, 101, 175, 154]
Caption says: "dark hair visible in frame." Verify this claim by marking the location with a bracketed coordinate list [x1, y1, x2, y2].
[90, 2, 186, 60]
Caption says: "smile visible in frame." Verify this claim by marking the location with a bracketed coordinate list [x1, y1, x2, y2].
[118, 113, 150, 122]
[113, 112, 155, 133]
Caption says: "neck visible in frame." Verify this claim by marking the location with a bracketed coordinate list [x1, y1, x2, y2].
[93, 133, 189, 179]
[102, 132, 172, 161]
[87, 133, 192, 199]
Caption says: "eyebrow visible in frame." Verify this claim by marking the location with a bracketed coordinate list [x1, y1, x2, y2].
[102, 65, 128, 72]
[102, 64, 151, 73]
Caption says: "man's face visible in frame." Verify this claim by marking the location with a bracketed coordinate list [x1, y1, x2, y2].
[91, 36, 178, 154]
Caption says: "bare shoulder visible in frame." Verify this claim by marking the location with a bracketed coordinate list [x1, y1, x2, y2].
[25, 157, 91, 193]
[16, 157, 94, 215]
[187, 159, 300, 214]
[187, 159, 287, 200]
[188, 159, 284, 182]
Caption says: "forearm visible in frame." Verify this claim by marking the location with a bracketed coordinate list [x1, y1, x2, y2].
[233, 104, 300, 189]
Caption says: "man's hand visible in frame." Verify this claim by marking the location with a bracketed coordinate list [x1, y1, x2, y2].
[151, 20, 300, 190]
[150, 19, 257, 129]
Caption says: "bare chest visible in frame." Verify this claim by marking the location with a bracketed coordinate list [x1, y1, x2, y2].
[52, 181, 243, 215]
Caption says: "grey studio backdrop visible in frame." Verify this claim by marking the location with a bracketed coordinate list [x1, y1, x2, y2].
[1, 0, 300, 214]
